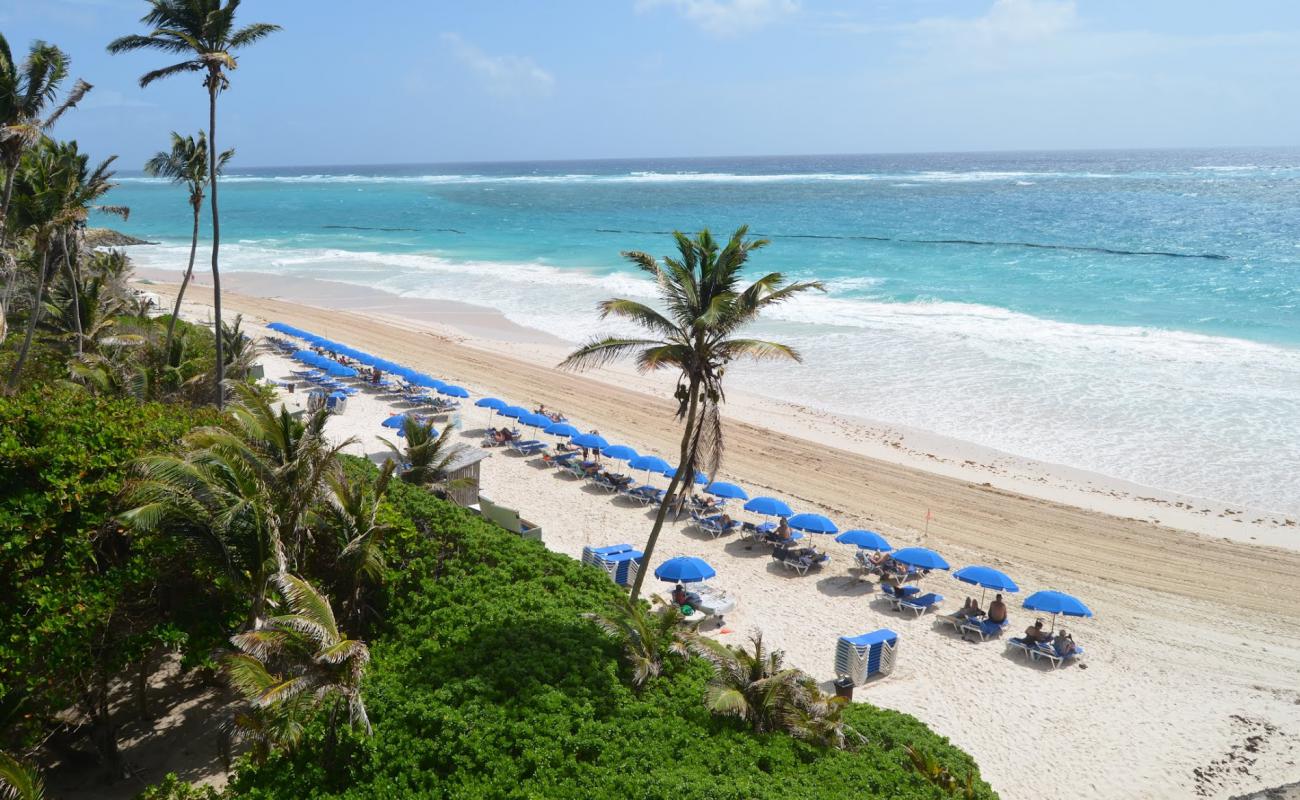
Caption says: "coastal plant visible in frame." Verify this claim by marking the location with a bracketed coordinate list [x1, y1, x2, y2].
[109, 0, 280, 407]
[560, 226, 822, 599]
[312, 460, 395, 632]
[0, 751, 45, 800]
[143, 130, 232, 358]
[4, 139, 125, 390]
[380, 416, 467, 491]
[120, 383, 351, 627]
[583, 593, 699, 688]
[224, 573, 373, 742]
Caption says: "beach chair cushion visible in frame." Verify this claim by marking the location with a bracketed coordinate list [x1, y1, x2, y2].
[897, 592, 943, 616]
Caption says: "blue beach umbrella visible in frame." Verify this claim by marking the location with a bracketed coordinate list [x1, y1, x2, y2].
[628, 455, 671, 473]
[519, 413, 553, 430]
[835, 529, 893, 552]
[476, 397, 506, 410]
[891, 547, 950, 571]
[291, 349, 317, 363]
[267, 322, 290, 333]
[407, 373, 445, 390]
[953, 566, 1019, 593]
[571, 432, 610, 451]
[439, 385, 470, 398]
[322, 362, 357, 378]
[601, 444, 639, 462]
[661, 466, 708, 485]
[788, 513, 839, 534]
[704, 482, 749, 501]
[1023, 590, 1092, 633]
[499, 405, 529, 420]
[544, 421, 580, 438]
[382, 413, 413, 429]
[654, 556, 716, 584]
[743, 496, 793, 518]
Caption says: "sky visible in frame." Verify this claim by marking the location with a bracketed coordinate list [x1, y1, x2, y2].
[2, 0, 1298, 168]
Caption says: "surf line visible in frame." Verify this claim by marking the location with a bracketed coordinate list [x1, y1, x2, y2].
[592, 229, 1228, 261]
[322, 224, 465, 234]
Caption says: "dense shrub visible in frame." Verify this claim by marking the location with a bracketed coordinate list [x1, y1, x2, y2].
[228, 467, 996, 799]
[0, 384, 235, 750]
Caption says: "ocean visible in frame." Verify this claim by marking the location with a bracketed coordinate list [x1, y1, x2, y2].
[100, 149, 1300, 515]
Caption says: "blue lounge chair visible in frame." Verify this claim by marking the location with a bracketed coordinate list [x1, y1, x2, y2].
[772, 544, 830, 575]
[508, 439, 548, 455]
[692, 512, 740, 538]
[886, 591, 942, 616]
[960, 618, 1009, 641]
[620, 484, 665, 506]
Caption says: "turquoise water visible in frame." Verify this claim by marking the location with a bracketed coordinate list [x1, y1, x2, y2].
[100, 150, 1300, 514]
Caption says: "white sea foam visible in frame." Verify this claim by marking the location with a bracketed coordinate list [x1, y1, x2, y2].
[128, 242, 1300, 515]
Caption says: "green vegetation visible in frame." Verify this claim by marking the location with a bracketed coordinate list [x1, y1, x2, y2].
[560, 227, 823, 599]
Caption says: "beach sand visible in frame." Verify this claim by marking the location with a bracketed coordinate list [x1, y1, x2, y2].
[138, 271, 1300, 800]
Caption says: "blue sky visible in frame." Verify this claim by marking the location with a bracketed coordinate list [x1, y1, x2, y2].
[3, 0, 1298, 167]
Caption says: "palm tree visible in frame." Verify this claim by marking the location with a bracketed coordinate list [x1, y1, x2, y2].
[0, 751, 45, 800]
[584, 594, 699, 688]
[224, 573, 373, 742]
[700, 632, 850, 746]
[108, 0, 280, 407]
[144, 130, 232, 359]
[380, 417, 467, 491]
[560, 227, 821, 599]
[4, 139, 124, 390]
[312, 460, 395, 631]
[120, 384, 351, 627]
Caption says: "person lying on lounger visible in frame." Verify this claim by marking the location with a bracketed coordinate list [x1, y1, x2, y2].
[1052, 630, 1075, 657]
[987, 594, 1008, 624]
[492, 427, 517, 444]
[957, 597, 984, 619]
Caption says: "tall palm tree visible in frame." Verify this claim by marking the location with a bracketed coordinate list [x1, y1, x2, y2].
[4, 139, 124, 390]
[560, 227, 821, 599]
[120, 384, 351, 627]
[225, 573, 373, 739]
[144, 130, 232, 359]
[312, 460, 395, 631]
[108, 1, 280, 407]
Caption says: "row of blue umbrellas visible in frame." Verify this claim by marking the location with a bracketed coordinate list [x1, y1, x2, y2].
[272, 323, 470, 399]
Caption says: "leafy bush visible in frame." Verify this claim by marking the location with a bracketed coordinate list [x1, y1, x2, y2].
[227, 466, 996, 799]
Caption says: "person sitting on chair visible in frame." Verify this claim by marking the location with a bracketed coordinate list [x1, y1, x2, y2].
[774, 517, 793, 541]
[958, 596, 984, 619]
[1024, 619, 1049, 644]
[1052, 629, 1075, 657]
[671, 582, 689, 607]
[987, 594, 1008, 624]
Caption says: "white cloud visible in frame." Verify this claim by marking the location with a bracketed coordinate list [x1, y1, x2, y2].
[921, 0, 1077, 43]
[637, 0, 799, 36]
[81, 88, 156, 111]
[440, 33, 555, 98]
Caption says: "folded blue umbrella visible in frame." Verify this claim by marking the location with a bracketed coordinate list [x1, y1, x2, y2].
[743, 496, 792, 517]
[439, 385, 470, 398]
[571, 432, 610, 450]
[705, 481, 749, 500]
[891, 547, 950, 571]
[476, 397, 507, 410]
[835, 529, 892, 551]
[601, 444, 639, 461]
[788, 512, 839, 534]
[953, 565, 1019, 593]
[654, 556, 716, 583]
[544, 421, 580, 438]
[628, 454, 671, 473]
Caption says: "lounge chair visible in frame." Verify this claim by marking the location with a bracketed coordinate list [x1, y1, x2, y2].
[562, 459, 598, 479]
[591, 472, 632, 493]
[692, 512, 740, 538]
[882, 590, 940, 615]
[1016, 639, 1084, 668]
[620, 484, 665, 506]
[960, 618, 1009, 641]
[481, 429, 521, 448]
[772, 545, 830, 575]
[508, 439, 548, 455]
[541, 451, 579, 468]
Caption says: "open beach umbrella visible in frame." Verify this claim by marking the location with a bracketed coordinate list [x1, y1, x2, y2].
[654, 556, 716, 584]
[267, 322, 290, 333]
[628, 454, 671, 483]
[953, 565, 1019, 606]
[661, 466, 708, 485]
[291, 349, 317, 363]
[438, 385, 470, 398]
[519, 412, 553, 431]
[1022, 590, 1092, 632]
[382, 412, 413, 429]
[544, 421, 580, 438]
[476, 397, 506, 410]
[499, 405, 529, 420]
[788, 513, 839, 535]
[601, 444, 639, 462]
[322, 362, 357, 378]
[704, 482, 749, 501]
[891, 547, 950, 572]
[572, 432, 609, 451]
[835, 529, 893, 551]
[407, 372, 445, 390]
[743, 496, 792, 518]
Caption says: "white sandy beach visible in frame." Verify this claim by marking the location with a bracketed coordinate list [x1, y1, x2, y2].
[141, 273, 1300, 800]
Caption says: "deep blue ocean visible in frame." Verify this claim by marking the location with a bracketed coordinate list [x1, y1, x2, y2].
[100, 149, 1300, 514]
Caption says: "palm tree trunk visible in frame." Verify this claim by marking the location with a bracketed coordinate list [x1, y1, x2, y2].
[249, 568, 268, 630]
[62, 231, 82, 355]
[208, 77, 225, 408]
[628, 376, 702, 601]
[5, 247, 49, 392]
[163, 203, 201, 360]
[0, 163, 16, 253]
